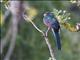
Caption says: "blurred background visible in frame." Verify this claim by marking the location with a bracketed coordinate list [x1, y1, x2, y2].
[0, 0, 80, 60]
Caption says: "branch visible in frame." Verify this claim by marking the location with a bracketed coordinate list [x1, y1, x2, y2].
[23, 15, 56, 60]
[0, 25, 12, 54]
[31, 21, 56, 60]
[4, 15, 18, 60]
[23, 15, 43, 34]
[3, 1, 23, 60]
[44, 36, 56, 60]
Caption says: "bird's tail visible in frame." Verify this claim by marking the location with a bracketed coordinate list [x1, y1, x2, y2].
[52, 28, 61, 50]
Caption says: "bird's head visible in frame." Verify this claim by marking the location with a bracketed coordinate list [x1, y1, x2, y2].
[44, 12, 54, 18]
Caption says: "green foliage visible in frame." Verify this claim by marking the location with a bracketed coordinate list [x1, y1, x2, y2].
[52, 8, 80, 32]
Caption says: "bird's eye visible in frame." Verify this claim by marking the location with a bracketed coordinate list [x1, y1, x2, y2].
[44, 13, 47, 16]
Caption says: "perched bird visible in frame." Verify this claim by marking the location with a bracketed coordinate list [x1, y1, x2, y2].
[43, 12, 61, 50]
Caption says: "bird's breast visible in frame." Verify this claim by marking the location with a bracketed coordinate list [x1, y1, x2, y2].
[43, 19, 52, 27]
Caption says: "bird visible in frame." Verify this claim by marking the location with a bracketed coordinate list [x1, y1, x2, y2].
[43, 12, 61, 50]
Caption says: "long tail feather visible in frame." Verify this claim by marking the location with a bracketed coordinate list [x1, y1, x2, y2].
[52, 28, 61, 50]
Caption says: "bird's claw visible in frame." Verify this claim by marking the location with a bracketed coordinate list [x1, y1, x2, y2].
[42, 31, 48, 37]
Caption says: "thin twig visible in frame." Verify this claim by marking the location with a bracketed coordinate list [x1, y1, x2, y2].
[30, 20, 44, 34]
[23, 15, 43, 34]
[44, 36, 56, 60]
[30, 21, 56, 60]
